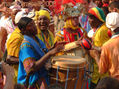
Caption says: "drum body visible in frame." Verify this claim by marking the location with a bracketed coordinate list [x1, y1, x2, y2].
[50, 55, 87, 89]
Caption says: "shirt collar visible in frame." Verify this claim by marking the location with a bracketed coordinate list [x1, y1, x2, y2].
[111, 32, 119, 39]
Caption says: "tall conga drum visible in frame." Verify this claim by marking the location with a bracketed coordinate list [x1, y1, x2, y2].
[49, 55, 88, 89]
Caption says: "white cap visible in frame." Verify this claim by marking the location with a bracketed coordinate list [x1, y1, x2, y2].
[15, 10, 27, 24]
[106, 12, 119, 31]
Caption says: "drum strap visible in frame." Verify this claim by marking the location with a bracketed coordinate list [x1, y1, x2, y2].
[65, 68, 69, 89]
[56, 66, 59, 83]
[74, 67, 79, 89]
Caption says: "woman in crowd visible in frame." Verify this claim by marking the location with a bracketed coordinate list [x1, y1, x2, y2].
[36, 9, 54, 49]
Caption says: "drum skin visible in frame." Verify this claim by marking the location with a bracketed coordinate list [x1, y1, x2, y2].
[50, 55, 87, 89]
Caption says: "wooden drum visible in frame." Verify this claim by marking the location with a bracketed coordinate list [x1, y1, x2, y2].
[49, 55, 87, 89]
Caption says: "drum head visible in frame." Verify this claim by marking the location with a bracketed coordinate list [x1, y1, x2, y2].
[52, 55, 87, 70]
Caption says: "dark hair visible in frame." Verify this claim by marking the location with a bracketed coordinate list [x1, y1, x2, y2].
[87, 0, 91, 3]
[109, 1, 119, 9]
[95, 77, 119, 89]
[87, 13, 97, 19]
[48, 84, 63, 89]
[101, 7, 109, 16]
[17, 17, 32, 31]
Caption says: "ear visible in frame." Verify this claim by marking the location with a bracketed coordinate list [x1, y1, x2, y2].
[20, 28, 25, 35]
[47, 19, 50, 24]
[114, 8, 118, 12]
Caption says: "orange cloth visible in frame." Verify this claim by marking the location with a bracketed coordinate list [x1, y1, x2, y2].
[99, 36, 119, 79]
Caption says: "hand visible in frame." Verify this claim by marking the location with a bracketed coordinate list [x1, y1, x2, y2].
[50, 44, 64, 56]
[52, 41, 67, 48]
[1, 61, 14, 77]
[91, 45, 101, 52]
[1, 62, 15, 89]
[76, 37, 83, 46]
[89, 49, 100, 59]
[45, 62, 52, 70]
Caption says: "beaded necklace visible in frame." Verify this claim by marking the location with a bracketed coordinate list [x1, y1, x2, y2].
[40, 31, 53, 49]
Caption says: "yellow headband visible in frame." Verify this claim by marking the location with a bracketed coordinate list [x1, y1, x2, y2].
[38, 10, 50, 20]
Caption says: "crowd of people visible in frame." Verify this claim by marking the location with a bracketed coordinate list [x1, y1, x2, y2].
[0, 0, 119, 89]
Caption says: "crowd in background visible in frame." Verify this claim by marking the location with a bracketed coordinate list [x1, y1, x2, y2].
[0, 0, 119, 89]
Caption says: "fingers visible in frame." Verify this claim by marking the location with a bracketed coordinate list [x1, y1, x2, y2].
[54, 41, 67, 48]
[91, 46, 101, 52]
[57, 41, 67, 45]
[57, 44, 64, 51]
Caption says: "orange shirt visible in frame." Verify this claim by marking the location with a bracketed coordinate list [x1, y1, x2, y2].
[99, 36, 119, 79]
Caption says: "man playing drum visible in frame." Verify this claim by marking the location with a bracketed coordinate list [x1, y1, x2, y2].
[87, 7, 110, 89]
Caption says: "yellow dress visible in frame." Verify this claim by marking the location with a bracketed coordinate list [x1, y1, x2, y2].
[7, 27, 24, 83]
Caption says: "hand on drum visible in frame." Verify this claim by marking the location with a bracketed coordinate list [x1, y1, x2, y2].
[52, 41, 67, 48]
[45, 62, 52, 70]
[50, 41, 66, 51]
[89, 49, 100, 62]
[76, 36, 83, 46]
[50, 43, 65, 56]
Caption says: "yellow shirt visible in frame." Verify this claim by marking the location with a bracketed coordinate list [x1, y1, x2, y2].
[93, 24, 110, 47]
[7, 27, 24, 83]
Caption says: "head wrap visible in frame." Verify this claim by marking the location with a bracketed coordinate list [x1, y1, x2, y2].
[38, 10, 50, 20]
[106, 12, 119, 31]
[63, 19, 79, 30]
[88, 7, 106, 22]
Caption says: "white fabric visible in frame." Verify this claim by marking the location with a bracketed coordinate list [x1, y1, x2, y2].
[88, 29, 95, 38]
[106, 12, 119, 31]
[27, 9, 35, 18]
[0, 16, 14, 34]
[15, 10, 27, 24]
[15, 8, 35, 24]
[10, 5, 21, 11]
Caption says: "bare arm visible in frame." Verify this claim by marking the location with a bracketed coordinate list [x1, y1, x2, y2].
[89, 49, 100, 65]
[4, 74, 14, 89]
[28, 44, 64, 74]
